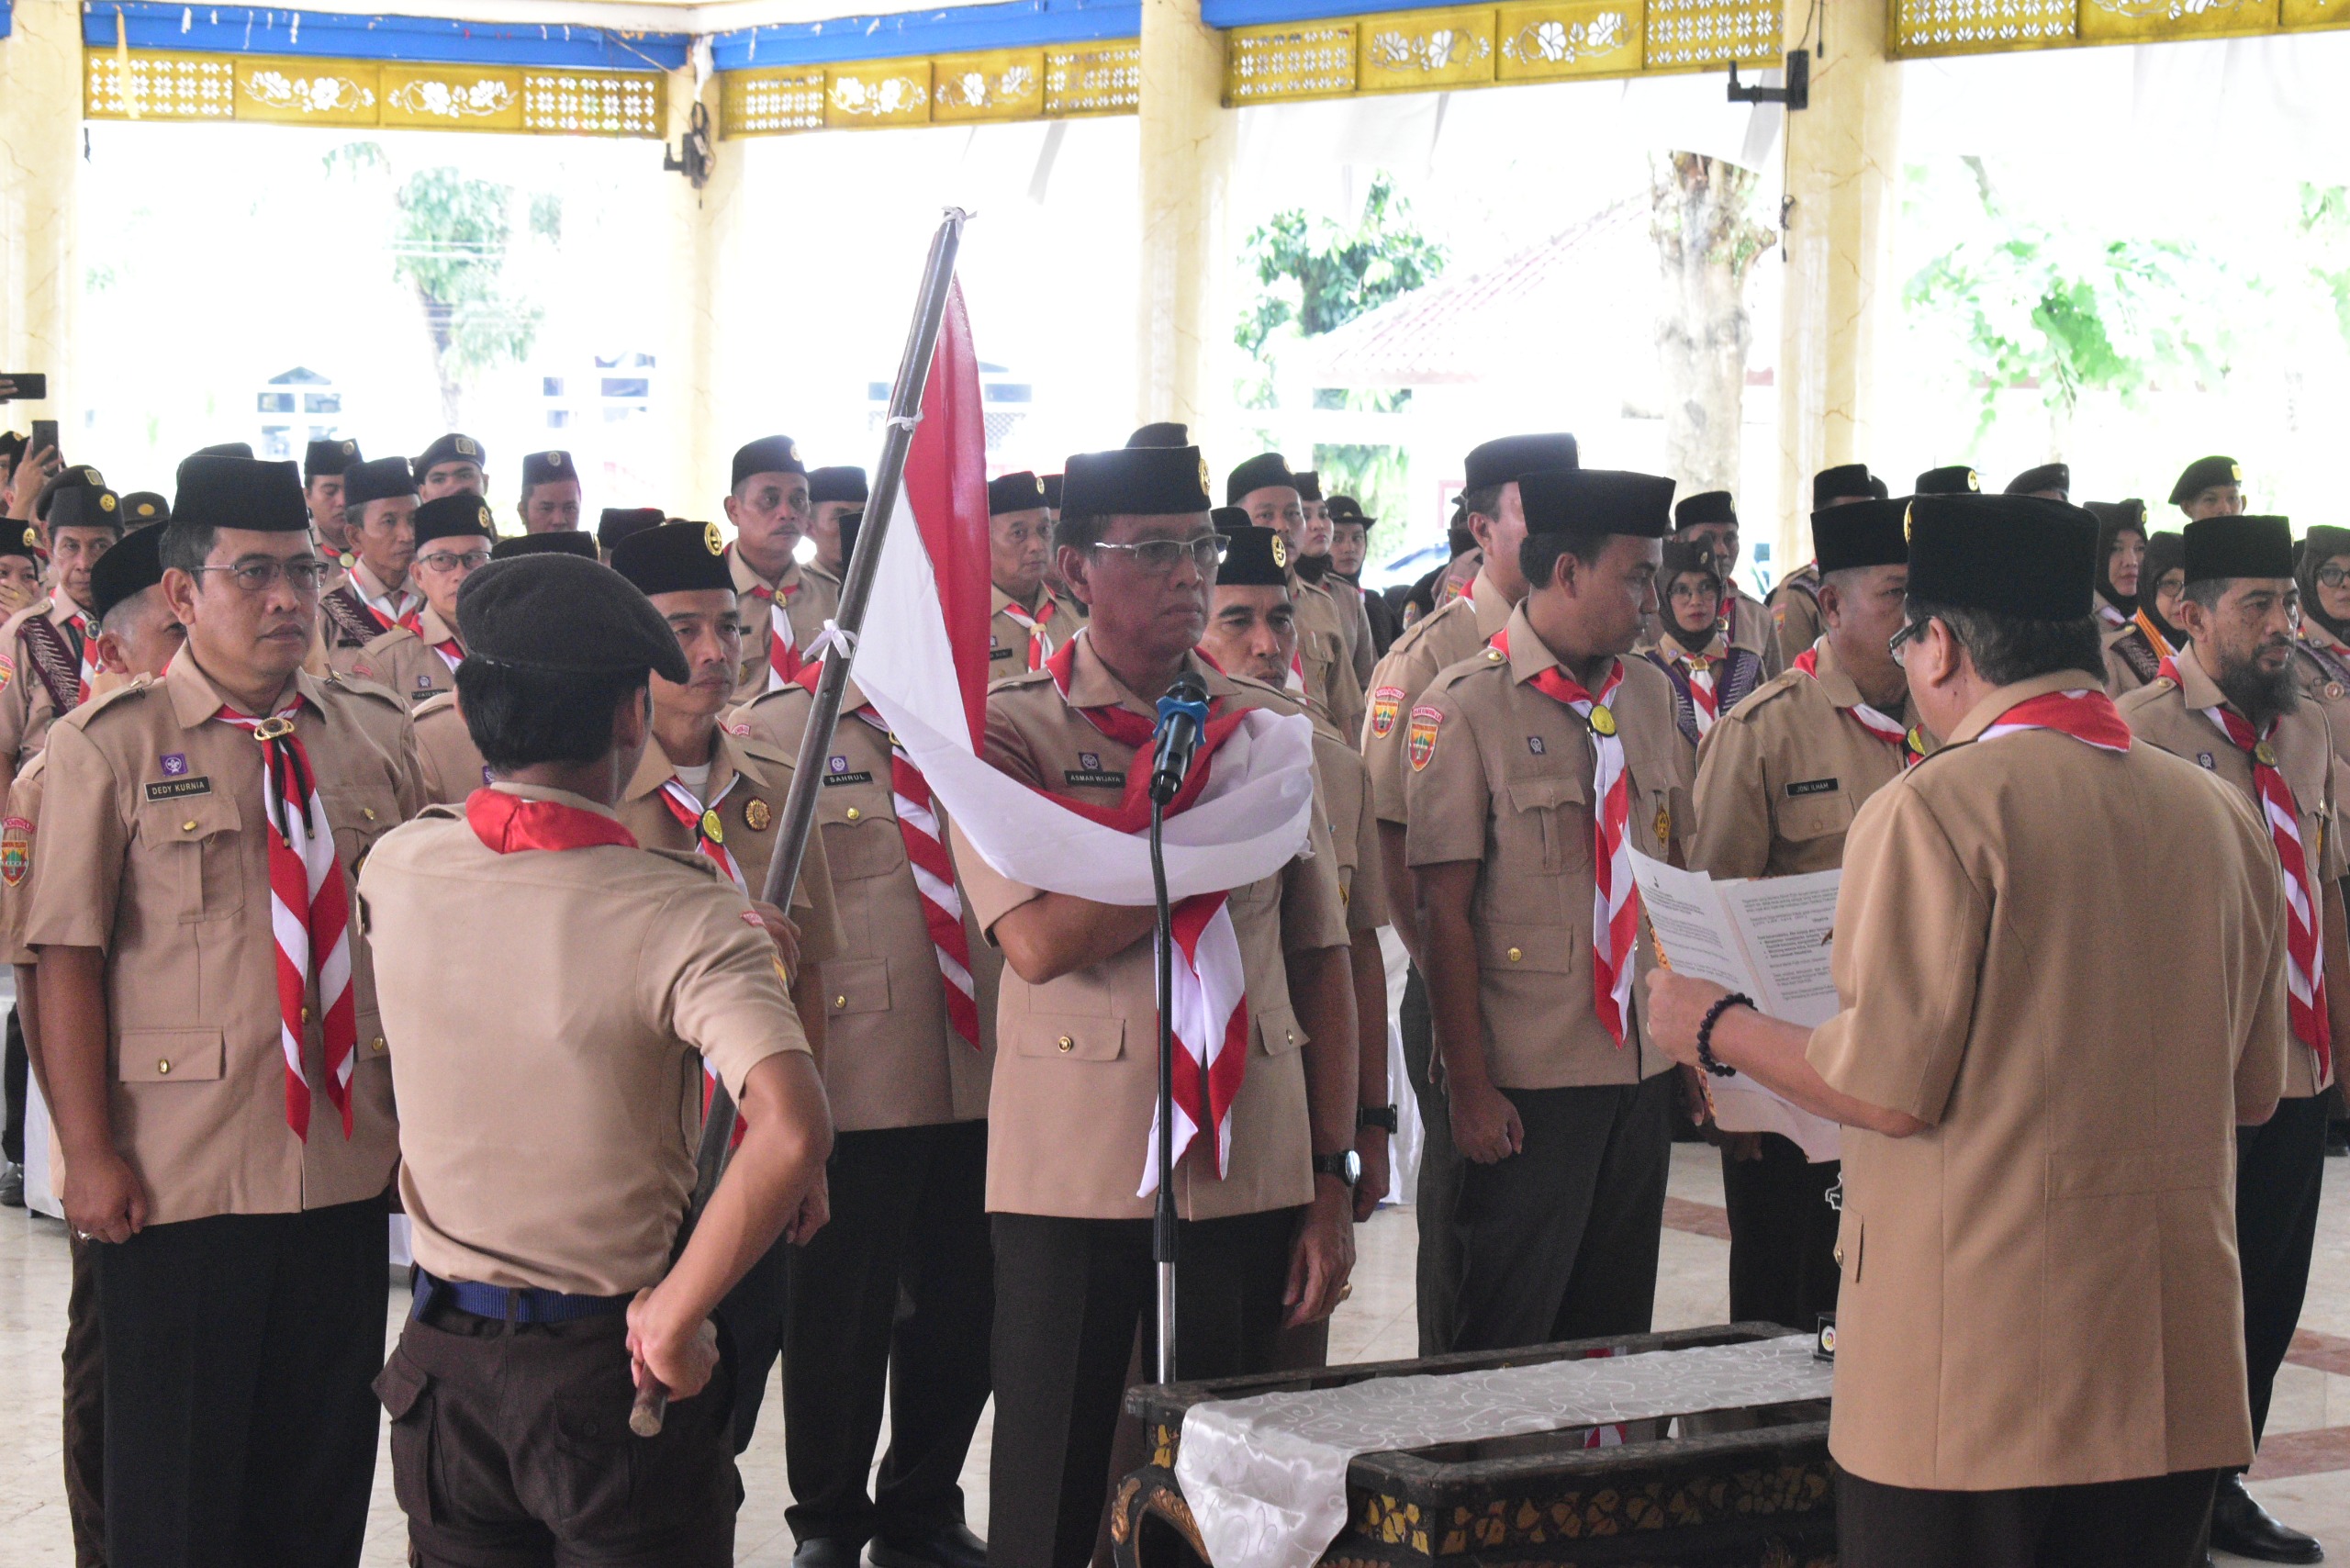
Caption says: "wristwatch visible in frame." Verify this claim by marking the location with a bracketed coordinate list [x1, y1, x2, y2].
[1357, 1103, 1398, 1134]
[1313, 1149, 1363, 1187]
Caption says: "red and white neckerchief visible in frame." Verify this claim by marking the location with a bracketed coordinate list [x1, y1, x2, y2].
[215, 700, 358, 1139]
[1492, 628, 1636, 1046]
[1794, 646, 1922, 767]
[1975, 687, 2132, 752]
[2097, 599, 2129, 630]
[1662, 638, 1722, 733]
[426, 622, 464, 673]
[2155, 654, 2329, 1070]
[999, 594, 1058, 672]
[742, 572, 804, 689]
[1045, 637, 1255, 1189]
[466, 787, 639, 853]
[358, 577, 424, 637]
[654, 772, 746, 891]
[62, 604, 96, 705]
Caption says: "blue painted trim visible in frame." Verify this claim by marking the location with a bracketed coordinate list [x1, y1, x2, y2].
[1, 1, 13, 41]
[79, 3, 689, 70]
[1201, 0, 1382, 25]
[710, 0, 1138, 71]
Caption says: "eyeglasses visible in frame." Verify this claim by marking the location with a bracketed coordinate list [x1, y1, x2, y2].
[2319, 566, 2350, 588]
[1666, 582, 1718, 602]
[1089, 534, 1228, 574]
[194, 558, 330, 594]
[416, 548, 492, 573]
[1889, 618, 1931, 666]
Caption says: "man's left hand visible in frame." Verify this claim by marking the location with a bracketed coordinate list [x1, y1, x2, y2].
[1352, 1127, 1390, 1223]
[1282, 1179, 1357, 1327]
[746, 900, 801, 981]
[1642, 970, 1730, 1070]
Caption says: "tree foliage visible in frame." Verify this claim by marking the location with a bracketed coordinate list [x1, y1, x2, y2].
[2300, 183, 2350, 348]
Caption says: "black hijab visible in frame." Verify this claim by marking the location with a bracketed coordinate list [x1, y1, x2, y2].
[2137, 531, 2187, 649]
[2296, 525, 2350, 645]
[2087, 500, 2149, 618]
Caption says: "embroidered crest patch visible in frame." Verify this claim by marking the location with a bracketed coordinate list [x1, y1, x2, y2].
[1369, 686, 1404, 738]
[0, 816, 31, 887]
[1406, 706, 1443, 771]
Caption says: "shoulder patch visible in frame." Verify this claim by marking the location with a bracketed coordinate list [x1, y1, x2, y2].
[1406, 705, 1443, 770]
[1, 814, 33, 886]
[1368, 684, 1405, 737]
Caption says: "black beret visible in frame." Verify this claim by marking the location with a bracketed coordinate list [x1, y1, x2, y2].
[1063, 446, 1212, 519]
[0, 520, 37, 563]
[2005, 462, 2070, 497]
[597, 506, 666, 549]
[196, 442, 255, 460]
[1658, 539, 1719, 585]
[610, 521, 735, 598]
[1813, 497, 1910, 575]
[732, 435, 806, 487]
[89, 521, 165, 622]
[1673, 490, 1737, 530]
[1915, 465, 1981, 495]
[1294, 470, 1323, 503]
[1041, 474, 1063, 510]
[520, 451, 574, 488]
[172, 455, 309, 533]
[417, 433, 487, 476]
[457, 554, 689, 683]
[1225, 453, 1296, 506]
[1906, 494, 2098, 620]
[413, 494, 498, 548]
[492, 531, 599, 562]
[39, 467, 115, 529]
[0, 432, 22, 465]
[1813, 464, 1875, 509]
[1326, 495, 1369, 526]
[304, 438, 364, 483]
[1215, 521, 1291, 588]
[119, 491, 170, 530]
[809, 466, 867, 506]
[2169, 455, 2243, 506]
[1518, 468, 1674, 538]
[1463, 433, 1579, 495]
[988, 471, 1050, 516]
[2184, 514, 2294, 584]
[1127, 422, 1190, 449]
[342, 456, 418, 510]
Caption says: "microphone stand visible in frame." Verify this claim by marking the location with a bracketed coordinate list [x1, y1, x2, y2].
[1150, 794, 1178, 1386]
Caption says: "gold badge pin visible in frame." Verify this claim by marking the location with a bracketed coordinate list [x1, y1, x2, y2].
[18, 528, 33, 548]
[99, 492, 116, 512]
[2255, 741, 2279, 768]
[1902, 502, 1914, 543]
[700, 808, 725, 845]
[456, 436, 478, 457]
[1655, 804, 1672, 845]
[550, 452, 565, 468]
[704, 521, 724, 556]
[1966, 470, 1980, 491]
[1197, 454, 1211, 495]
[341, 440, 355, 455]
[1270, 533, 1289, 570]
[1588, 703, 1617, 737]
[476, 503, 493, 529]
[744, 798, 772, 831]
[2232, 463, 2244, 482]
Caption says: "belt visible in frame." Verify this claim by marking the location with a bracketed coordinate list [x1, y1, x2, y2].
[412, 1269, 634, 1326]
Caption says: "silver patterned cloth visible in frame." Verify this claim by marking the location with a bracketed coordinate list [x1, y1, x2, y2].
[1173, 1334, 1834, 1568]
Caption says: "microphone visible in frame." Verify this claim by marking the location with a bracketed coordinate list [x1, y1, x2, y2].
[1149, 671, 1211, 805]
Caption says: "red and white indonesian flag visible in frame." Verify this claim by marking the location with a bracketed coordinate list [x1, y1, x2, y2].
[848, 281, 1320, 1193]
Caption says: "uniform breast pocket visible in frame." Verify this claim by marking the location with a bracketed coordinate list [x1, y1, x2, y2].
[823, 956, 891, 1017]
[118, 1027, 225, 1083]
[820, 809, 905, 881]
[1779, 788, 1855, 845]
[139, 793, 245, 924]
[1016, 1012, 1125, 1062]
[1254, 1003, 1306, 1058]
[1504, 775, 1588, 872]
[320, 784, 402, 879]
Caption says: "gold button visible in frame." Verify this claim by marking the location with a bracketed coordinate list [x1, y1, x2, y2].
[1507, 946, 1522, 963]
[1833, 1248, 1844, 1265]
[300, 1004, 310, 1024]
[157, 1058, 172, 1075]
[845, 807, 861, 822]
[371, 1036, 386, 1055]
[1057, 1035, 1074, 1052]
[181, 820, 197, 833]
[362, 807, 377, 822]
[1285, 1030, 1296, 1044]
[834, 994, 847, 1010]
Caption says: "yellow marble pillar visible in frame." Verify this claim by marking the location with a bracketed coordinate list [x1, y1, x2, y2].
[670, 59, 745, 510]
[1136, 0, 1236, 430]
[1774, 0, 1901, 570]
[0, 0, 84, 430]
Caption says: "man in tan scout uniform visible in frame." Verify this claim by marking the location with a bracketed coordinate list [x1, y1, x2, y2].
[957, 442, 1358, 1568]
[29, 454, 423, 1567]
[303, 437, 364, 585]
[514, 448, 581, 533]
[1292, 469, 1375, 688]
[607, 520, 845, 1453]
[735, 655, 1002, 1568]
[362, 551, 834, 1568]
[1687, 495, 1919, 1338]
[1408, 466, 1691, 1353]
[1647, 491, 2288, 1568]
[801, 465, 867, 608]
[317, 454, 421, 655]
[0, 467, 120, 803]
[1767, 464, 1884, 670]
[339, 493, 495, 704]
[1227, 452, 1366, 742]
[1360, 430, 1575, 1356]
[987, 470, 1065, 675]
[5, 521, 181, 1568]
[726, 434, 834, 701]
[2119, 511, 2344, 1566]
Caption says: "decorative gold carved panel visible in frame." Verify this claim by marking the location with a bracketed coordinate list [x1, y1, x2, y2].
[1356, 5, 1498, 90]
[824, 60, 934, 125]
[86, 51, 238, 119]
[1041, 41, 1143, 115]
[1641, 0, 1783, 67]
[722, 66, 827, 136]
[235, 56, 379, 124]
[2077, 0, 2277, 39]
[1891, 0, 2076, 51]
[1225, 22, 1359, 101]
[1494, 0, 1643, 78]
[521, 70, 665, 136]
[379, 63, 527, 129]
[930, 48, 1047, 122]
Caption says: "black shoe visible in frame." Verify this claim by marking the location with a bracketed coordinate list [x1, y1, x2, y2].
[0, 1159, 21, 1208]
[790, 1540, 865, 1568]
[2211, 1473, 2323, 1563]
[2328, 1125, 2349, 1157]
[870, 1522, 988, 1568]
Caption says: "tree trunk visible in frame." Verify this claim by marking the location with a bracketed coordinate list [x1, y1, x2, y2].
[1651, 152, 1774, 497]
[412, 284, 464, 429]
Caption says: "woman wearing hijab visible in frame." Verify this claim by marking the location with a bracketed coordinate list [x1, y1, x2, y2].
[2103, 530, 2185, 693]
[1643, 540, 1764, 749]
[2087, 498, 2149, 631]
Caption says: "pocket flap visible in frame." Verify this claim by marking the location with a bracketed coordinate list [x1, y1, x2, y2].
[1505, 775, 1586, 812]
[822, 956, 891, 1017]
[118, 1028, 225, 1083]
[1780, 790, 1856, 842]
[1478, 924, 1577, 975]
[140, 789, 241, 841]
[1016, 1014, 1125, 1062]
[1255, 1004, 1306, 1057]
[821, 813, 904, 880]
[373, 1350, 429, 1418]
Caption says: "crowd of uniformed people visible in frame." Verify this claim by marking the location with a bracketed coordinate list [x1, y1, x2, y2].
[0, 415, 2333, 1568]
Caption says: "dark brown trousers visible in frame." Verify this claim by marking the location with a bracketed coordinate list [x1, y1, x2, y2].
[1837, 1466, 2217, 1568]
[376, 1302, 737, 1568]
[64, 1228, 106, 1568]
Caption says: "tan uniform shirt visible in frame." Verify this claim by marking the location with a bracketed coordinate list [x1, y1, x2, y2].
[735, 678, 999, 1130]
[0, 595, 88, 766]
[1727, 585, 1783, 678]
[336, 603, 462, 706]
[1767, 567, 1823, 670]
[2, 748, 49, 964]
[24, 657, 424, 1223]
[1404, 605, 1692, 1087]
[2121, 651, 2343, 1097]
[1310, 712, 1387, 932]
[1292, 576, 1366, 745]
[729, 548, 833, 704]
[410, 691, 488, 805]
[954, 643, 1349, 1221]
[361, 784, 808, 1297]
[1361, 566, 1515, 823]
[2293, 623, 2350, 778]
[2102, 620, 2170, 696]
[989, 584, 1067, 676]
[1689, 637, 1920, 879]
[1809, 671, 2290, 1490]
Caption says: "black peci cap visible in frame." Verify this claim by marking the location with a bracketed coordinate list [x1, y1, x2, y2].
[1127, 422, 1190, 449]
[732, 435, 806, 487]
[1041, 474, 1063, 510]
[39, 467, 117, 530]
[988, 471, 1050, 517]
[2005, 462, 2070, 498]
[1518, 468, 1674, 538]
[597, 506, 666, 550]
[417, 433, 487, 476]
[173, 455, 310, 533]
[2170, 455, 2243, 506]
[1813, 464, 1875, 509]
[492, 531, 599, 561]
[119, 491, 170, 530]
[89, 522, 165, 622]
[520, 451, 574, 489]
[1225, 452, 1296, 506]
[1215, 521, 1291, 588]
[2183, 514, 2294, 584]
[610, 520, 735, 598]
[457, 554, 690, 684]
[304, 438, 364, 483]
[1463, 433, 1579, 495]
[1673, 490, 1737, 530]
[809, 466, 867, 506]
[1062, 446, 1213, 520]
[0, 432, 22, 466]
[0, 521, 37, 564]
[1813, 497, 1910, 574]
[342, 456, 418, 510]
[1906, 494, 2097, 620]
[1915, 465, 1981, 496]
[196, 442, 255, 460]
[412, 494, 498, 548]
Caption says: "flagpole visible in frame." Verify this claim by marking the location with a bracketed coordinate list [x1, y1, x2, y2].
[632, 207, 968, 1439]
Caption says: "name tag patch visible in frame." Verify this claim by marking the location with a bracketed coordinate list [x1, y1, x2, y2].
[145, 775, 213, 801]
[1785, 778, 1840, 798]
[990, 645, 1017, 660]
[821, 769, 875, 787]
[1064, 768, 1126, 789]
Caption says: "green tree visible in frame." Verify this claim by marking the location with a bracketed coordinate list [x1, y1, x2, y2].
[2300, 183, 2350, 347]
[393, 167, 548, 428]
